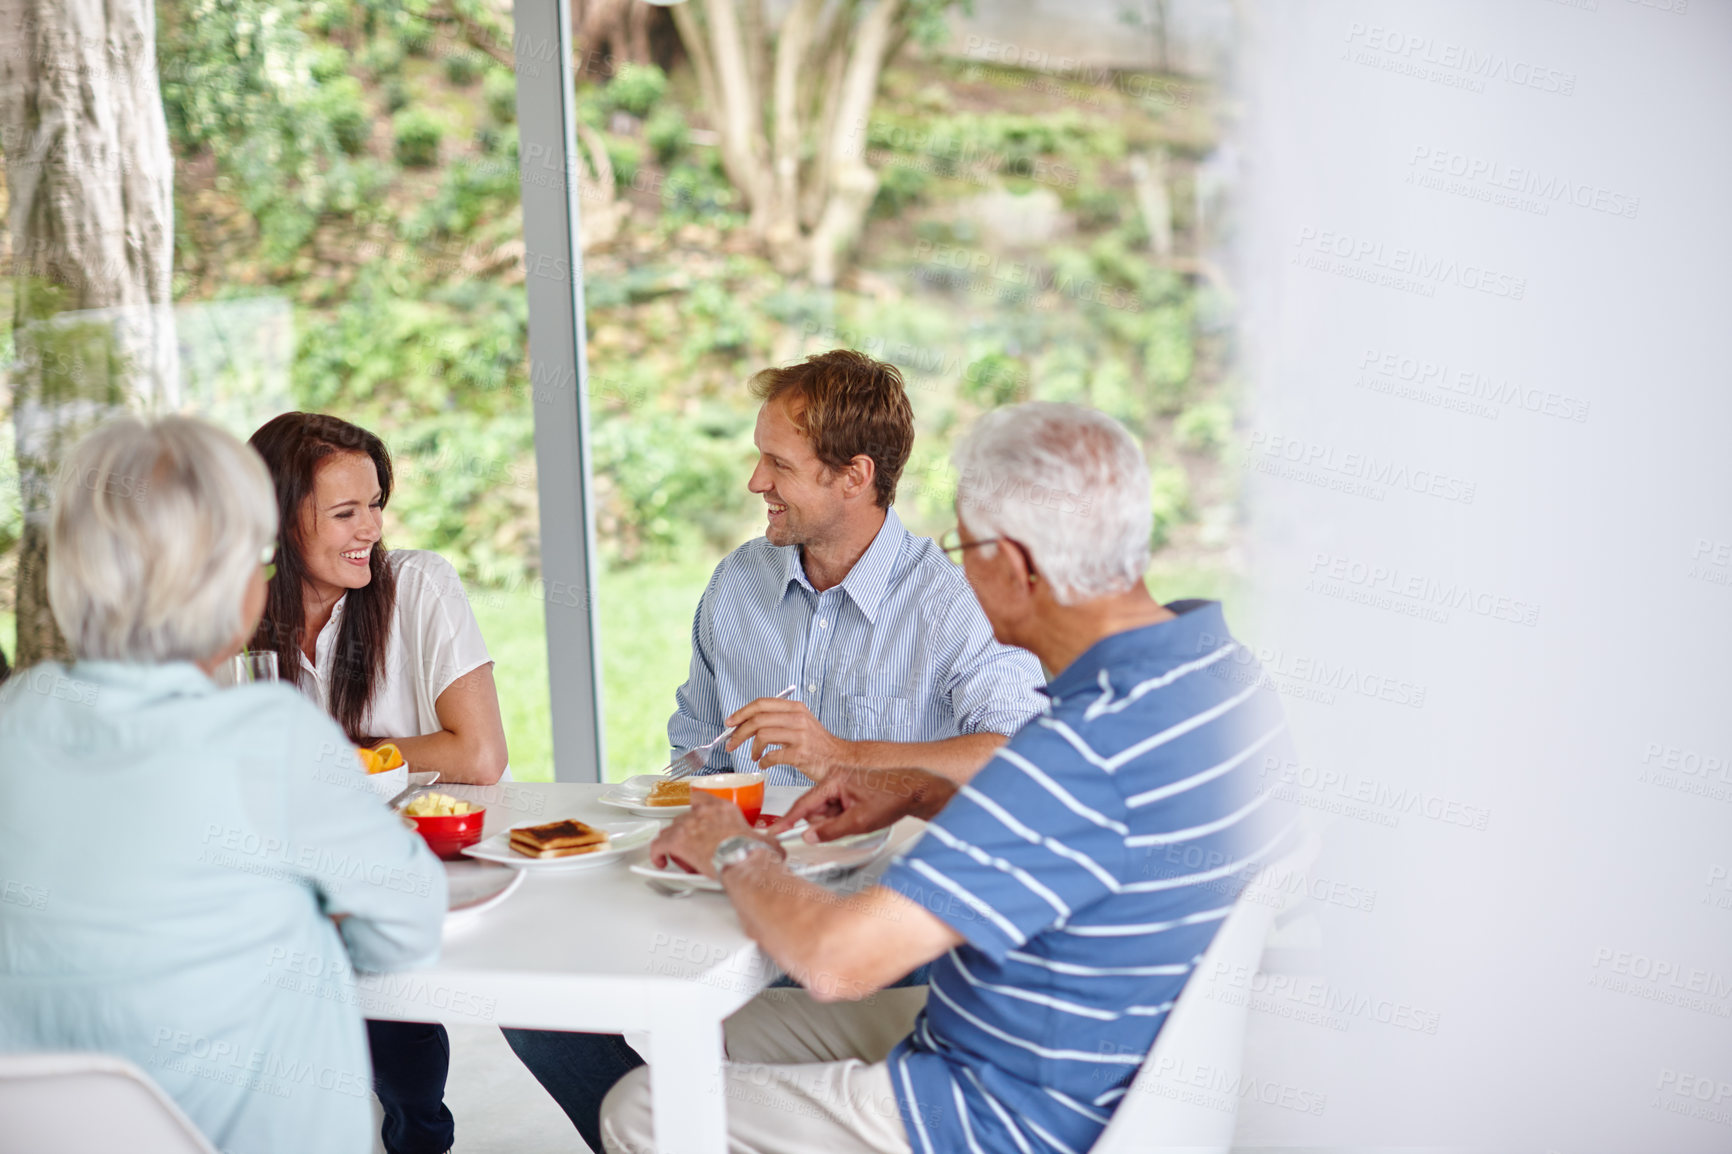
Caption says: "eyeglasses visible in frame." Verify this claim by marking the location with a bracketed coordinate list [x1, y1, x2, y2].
[260, 543, 277, 582]
[939, 528, 1002, 562]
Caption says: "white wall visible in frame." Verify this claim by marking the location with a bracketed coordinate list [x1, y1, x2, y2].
[1231, 0, 1732, 1148]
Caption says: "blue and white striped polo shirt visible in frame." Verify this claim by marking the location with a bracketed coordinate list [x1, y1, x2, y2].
[670, 507, 1046, 786]
[879, 600, 1299, 1154]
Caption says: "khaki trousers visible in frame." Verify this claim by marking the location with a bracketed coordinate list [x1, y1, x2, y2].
[599, 987, 928, 1154]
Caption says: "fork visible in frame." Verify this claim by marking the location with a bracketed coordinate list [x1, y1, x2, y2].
[660, 683, 798, 779]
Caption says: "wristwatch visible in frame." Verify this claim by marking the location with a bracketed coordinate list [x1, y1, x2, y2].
[712, 834, 779, 876]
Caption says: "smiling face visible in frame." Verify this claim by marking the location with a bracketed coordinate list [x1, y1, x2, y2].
[298, 451, 384, 599]
[747, 396, 847, 548]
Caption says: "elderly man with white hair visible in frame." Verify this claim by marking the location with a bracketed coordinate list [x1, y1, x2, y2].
[0, 416, 446, 1154]
[599, 402, 1299, 1154]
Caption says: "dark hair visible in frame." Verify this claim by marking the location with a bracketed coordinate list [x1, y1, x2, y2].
[247, 413, 397, 743]
[748, 349, 915, 509]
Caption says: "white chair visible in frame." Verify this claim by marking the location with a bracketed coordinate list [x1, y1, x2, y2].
[1092, 832, 1321, 1154]
[0, 1051, 218, 1154]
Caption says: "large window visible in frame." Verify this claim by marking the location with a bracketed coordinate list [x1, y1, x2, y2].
[575, 6, 1237, 779]
[1, 0, 559, 778]
[1, 1, 1234, 785]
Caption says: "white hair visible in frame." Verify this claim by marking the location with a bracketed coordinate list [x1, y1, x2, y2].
[49, 415, 278, 663]
[952, 402, 1152, 605]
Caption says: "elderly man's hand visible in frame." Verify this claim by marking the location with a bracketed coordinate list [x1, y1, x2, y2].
[767, 765, 956, 844]
[724, 697, 852, 781]
[650, 792, 785, 879]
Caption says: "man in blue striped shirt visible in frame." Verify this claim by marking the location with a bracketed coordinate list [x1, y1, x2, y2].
[670, 349, 1045, 786]
[602, 402, 1299, 1154]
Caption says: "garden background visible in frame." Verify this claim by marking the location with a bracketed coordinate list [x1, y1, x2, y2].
[0, 0, 1241, 782]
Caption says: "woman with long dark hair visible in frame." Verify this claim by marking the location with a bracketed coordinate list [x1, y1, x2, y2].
[249, 412, 508, 1154]
[248, 412, 507, 781]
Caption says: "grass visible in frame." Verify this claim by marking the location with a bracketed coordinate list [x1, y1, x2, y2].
[468, 555, 715, 784]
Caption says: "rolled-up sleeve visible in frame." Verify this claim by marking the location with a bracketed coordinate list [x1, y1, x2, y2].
[669, 560, 728, 762]
[278, 703, 447, 972]
[930, 592, 1046, 739]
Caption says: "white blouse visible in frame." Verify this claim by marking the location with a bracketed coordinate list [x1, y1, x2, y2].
[297, 549, 493, 742]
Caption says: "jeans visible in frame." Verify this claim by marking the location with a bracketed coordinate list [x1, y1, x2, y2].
[503, 967, 928, 1151]
[367, 1020, 455, 1154]
[502, 1028, 645, 1153]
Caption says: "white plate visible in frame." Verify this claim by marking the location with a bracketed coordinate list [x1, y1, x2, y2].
[444, 859, 526, 924]
[597, 774, 693, 817]
[629, 829, 892, 893]
[461, 819, 659, 870]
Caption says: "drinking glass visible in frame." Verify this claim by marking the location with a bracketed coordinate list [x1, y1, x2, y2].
[219, 651, 279, 687]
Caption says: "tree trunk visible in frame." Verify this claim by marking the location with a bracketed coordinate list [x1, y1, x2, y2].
[0, 0, 177, 667]
[671, 0, 908, 285]
[806, 0, 900, 287]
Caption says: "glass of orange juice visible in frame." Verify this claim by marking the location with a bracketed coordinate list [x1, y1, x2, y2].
[689, 772, 766, 825]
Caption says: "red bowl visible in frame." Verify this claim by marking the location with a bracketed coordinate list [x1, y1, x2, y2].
[409, 807, 487, 860]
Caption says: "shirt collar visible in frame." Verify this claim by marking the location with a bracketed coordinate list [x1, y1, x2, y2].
[780, 506, 909, 625]
[1043, 600, 1230, 702]
[71, 660, 219, 700]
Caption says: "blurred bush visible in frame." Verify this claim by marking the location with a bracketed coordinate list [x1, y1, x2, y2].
[394, 108, 444, 167]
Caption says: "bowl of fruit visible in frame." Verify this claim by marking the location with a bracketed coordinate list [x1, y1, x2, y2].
[404, 791, 486, 860]
[357, 743, 408, 800]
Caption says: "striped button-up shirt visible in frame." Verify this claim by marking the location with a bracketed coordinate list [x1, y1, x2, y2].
[879, 600, 1300, 1154]
[669, 507, 1046, 786]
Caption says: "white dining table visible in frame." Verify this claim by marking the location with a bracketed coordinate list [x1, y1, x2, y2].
[363, 781, 918, 1154]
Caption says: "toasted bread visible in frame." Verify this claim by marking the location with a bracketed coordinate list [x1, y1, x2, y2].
[508, 838, 608, 859]
[646, 779, 691, 807]
[509, 818, 608, 859]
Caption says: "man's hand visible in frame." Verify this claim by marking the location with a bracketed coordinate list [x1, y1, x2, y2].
[650, 792, 786, 879]
[767, 765, 957, 844]
[724, 697, 852, 780]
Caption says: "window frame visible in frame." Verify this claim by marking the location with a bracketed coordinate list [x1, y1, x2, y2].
[514, 0, 606, 782]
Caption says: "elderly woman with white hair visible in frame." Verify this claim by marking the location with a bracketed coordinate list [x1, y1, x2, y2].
[0, 415, 447, 1154]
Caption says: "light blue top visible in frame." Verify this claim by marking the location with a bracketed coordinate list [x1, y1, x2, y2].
[670, 507, 1047, 786]
[0, 661, 447, 1154]
[880, 602, 1300, 1154]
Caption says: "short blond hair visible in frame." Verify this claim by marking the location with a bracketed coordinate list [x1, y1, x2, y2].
[49, 415, 278, 662]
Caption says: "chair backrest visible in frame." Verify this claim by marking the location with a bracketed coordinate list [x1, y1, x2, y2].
[1091, 832, 1320, 1154]
[0, 1051, 218, 1154]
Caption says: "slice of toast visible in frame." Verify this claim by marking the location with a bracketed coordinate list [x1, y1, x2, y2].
[509, 819, 608, 859]
[646, 779, 691, 807]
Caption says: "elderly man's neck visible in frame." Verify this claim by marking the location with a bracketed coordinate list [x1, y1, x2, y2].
[1027, 583, 1175, 678]
[798, 505, 888, 592]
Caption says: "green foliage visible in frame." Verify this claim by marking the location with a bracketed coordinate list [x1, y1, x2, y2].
[314, 75, 372, 155]
[604, 135, 642, 191]
[411, 151, 520, 237]
[659, 161, 742, 228]
[590, 403, 755, 563]
[872, 161, 931, 217]
[383, 77, 410, 113]
[644, 104, 689, 164]
[679, 281, 754, 358]
[308, 44, 349, 84]
[1139, 303, 1195, 414]
[444, 51, 483, 87]
[960, 353, 1026, 408]
[1148, 462, 1192, 550]
[605, 62, 668, 118]
[483, 68, 517, 122]
[393, 107, 445, 167]
[1174, 401, 1232, 452]
[398, 17, 435, 56]
[361, 37, 404, 79]
[158, 0, 387, 269]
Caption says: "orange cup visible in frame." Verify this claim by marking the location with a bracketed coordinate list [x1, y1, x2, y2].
[690, 772, 766, 825]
